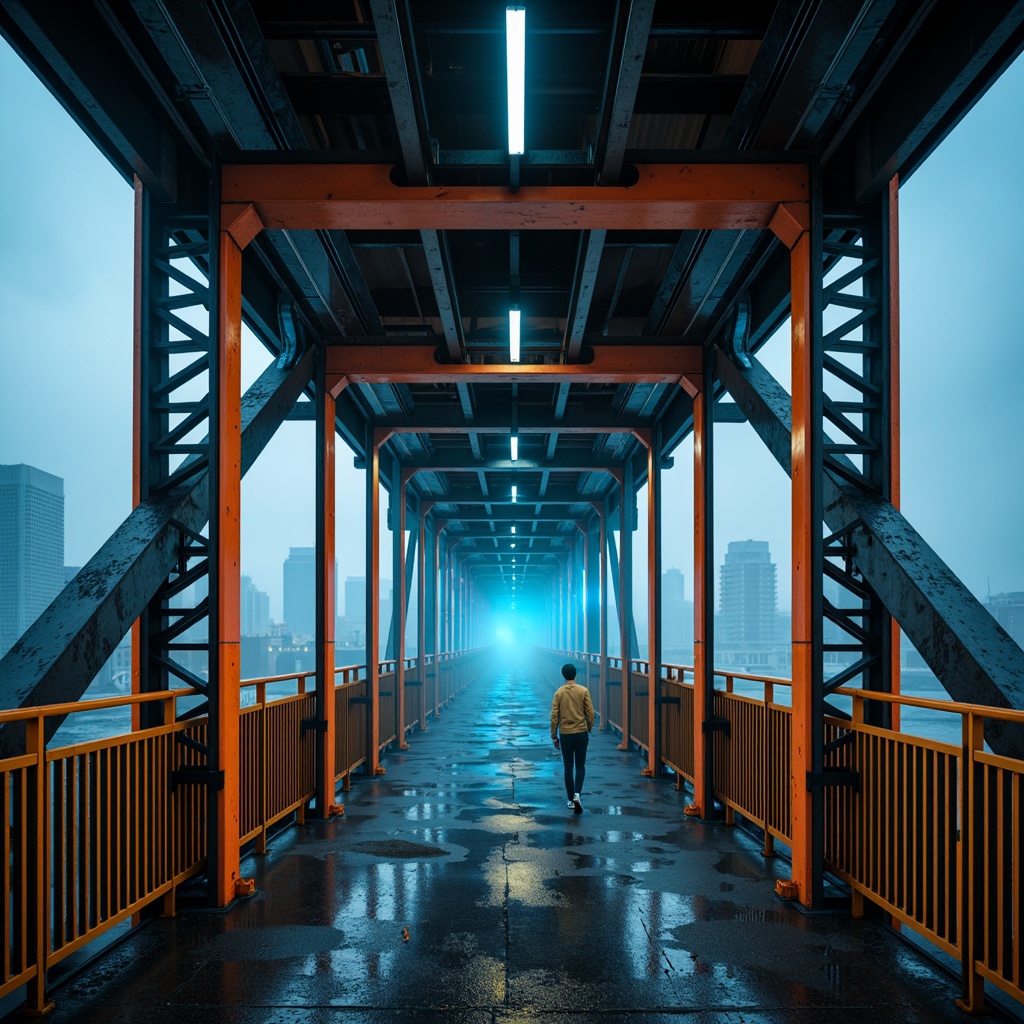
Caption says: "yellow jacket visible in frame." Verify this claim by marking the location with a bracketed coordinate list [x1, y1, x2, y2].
[551, 682, 594, 737]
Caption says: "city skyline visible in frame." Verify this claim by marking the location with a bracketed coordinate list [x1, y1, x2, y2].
[2, 41, 1023, 641]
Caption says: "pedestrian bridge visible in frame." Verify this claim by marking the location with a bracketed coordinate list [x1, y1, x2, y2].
[2, 649, 1021, 1020]
[3, 0, 1024, 1020]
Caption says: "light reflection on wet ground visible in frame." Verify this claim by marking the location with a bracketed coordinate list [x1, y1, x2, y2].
[40, 657, 981, 1024]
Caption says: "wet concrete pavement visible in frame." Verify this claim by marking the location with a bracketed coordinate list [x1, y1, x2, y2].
[38, 660, 982, 1023]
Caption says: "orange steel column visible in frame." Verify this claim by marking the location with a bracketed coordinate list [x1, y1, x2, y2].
[689, 386, 712, 816]
[397, 471, 410, 749]
[599, 503, 608, 729]
[433, 527, 442, 717]
[367, 430, 383, 775]
[636, 428, 661, 777]
[314, 380, 338, 817]
[617, 473, 631, 749]
[211, 226, 243, 905]
[417, 504, 430, 730]
[888, 176, 902, 727]
[130, 178, 144, 731]
[790, 227, 816, 907]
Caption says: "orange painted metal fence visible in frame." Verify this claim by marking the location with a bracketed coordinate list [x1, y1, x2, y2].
[548, 647, 1022, 1010]
[1, 651, 478, 1013]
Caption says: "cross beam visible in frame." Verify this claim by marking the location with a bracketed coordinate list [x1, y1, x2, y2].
[327, 345, 701, 394]
[222, 163, 808, 235]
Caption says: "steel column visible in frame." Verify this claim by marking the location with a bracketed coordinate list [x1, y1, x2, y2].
[314, 358, 337, 818]
[396, 469, 409, 749]
[366, 429, 383, 775]
[618, 461, 635, 748]
[789, 178, 824, 908]
[208, 223, 242, 906]
[643, 426, 663, 776]
[417, 504, 430, 730]
[888, 176, 902, 723]
[600, 503, 609, 729]
[689, 354, 715, 817]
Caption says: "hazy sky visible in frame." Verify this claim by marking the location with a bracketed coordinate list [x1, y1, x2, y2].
[2, 39, 1022, 639]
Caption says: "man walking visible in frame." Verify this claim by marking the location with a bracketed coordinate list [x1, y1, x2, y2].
[551, 663, 594, 813]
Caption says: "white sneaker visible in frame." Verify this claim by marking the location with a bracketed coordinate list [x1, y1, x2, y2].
[567, 799, 575, 810]
[573, 793, 583, 814]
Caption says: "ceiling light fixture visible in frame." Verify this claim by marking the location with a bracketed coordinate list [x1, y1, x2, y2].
[510, 434, 518, 461]
[512, 484, 518, 503]
[509, 307, 521, 363]
[506, 7, 525, 157]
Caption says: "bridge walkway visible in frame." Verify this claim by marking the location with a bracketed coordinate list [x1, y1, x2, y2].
[42, 663, 971, 1023]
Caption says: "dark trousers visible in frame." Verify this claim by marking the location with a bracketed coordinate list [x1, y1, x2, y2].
[560, 731, 589, 799]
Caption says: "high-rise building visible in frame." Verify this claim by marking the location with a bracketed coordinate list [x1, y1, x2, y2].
[0, 464, 65, 658]
[283, 547, 316, 638]
[240, 575, 271, 636]
[344, 576, 366, 626]
[661, 568, 692, 649]
[987, 593, 1024, 648]
[718, 540, 778, 664]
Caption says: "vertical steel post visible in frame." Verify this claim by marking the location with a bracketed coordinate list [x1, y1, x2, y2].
[397, 470, 409, 749]
[887, 176, 902, 723]
[314, 360, 337, 816]
[642, 426, 663, 776]
[790, 171, 825, 908]
[130, 178, 146, 733]
[418, 503, 430, 730]
[690, 358, 715, 816]
[209, 222, 242, 905]
[599, 503, 608, 728]
[618, 461, 634, 748]
[433, 526, 441, 715]
[366, 429, 383, 775]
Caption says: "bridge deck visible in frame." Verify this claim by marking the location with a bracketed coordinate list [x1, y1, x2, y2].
[43, 665, 970, 1023]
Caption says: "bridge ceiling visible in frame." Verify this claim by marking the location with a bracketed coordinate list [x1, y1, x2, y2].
[3, 0, 1023, 576]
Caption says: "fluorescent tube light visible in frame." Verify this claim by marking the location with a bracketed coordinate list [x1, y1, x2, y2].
[512, 484, 518, 503]
[510, 435, 519, 461]
[509, 307, 521, 362]
[506, 7, 525, 155]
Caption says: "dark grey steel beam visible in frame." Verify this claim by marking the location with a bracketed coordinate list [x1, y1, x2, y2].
[433, 485, 604, 506]
[0, 353, 314, 757]
[403, 453, 627, 473]
[838, 0, 1024, 199]
[714, 347, 1024, 758]
[0, 0, 192, 198]
[373, 406, 649, 434]
[432, 506, 590, 522]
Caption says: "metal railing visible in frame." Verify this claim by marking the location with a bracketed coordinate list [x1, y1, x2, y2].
[551, 649, 1021, 1011]
[1, 650, 479, 1012]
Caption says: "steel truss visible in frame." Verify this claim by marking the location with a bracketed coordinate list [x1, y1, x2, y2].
[134, 189, 216, 723]
[817, 193, 897, 718]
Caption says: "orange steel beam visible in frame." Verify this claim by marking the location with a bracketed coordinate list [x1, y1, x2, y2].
[599, 504, 607, 731]
[397, 473, 410, 751]
[690, 388, 710, 815]
[131, 178, 144, 733]
[316, 385, 337, 817]
[368, 431, 382, 775]
[789, 227, 815, 908]
[222, 163, 808, 233]
[617, 470, 631, 750]
[417, 507, 428, 731]
[213, 227, 243, 906]
[888, 176, 902, 728]
[639, 428, 660, 777]
[433, 526, 441, 719]
[326, 345, 702, 394]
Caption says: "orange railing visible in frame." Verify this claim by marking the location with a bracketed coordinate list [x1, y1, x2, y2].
[1, 650, 479, 1012]
[546, 647, 1023, 1009]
